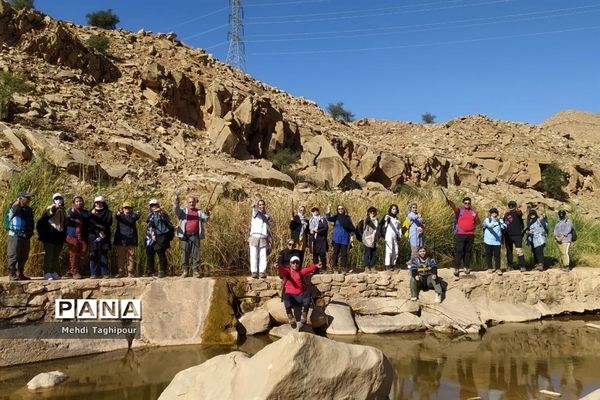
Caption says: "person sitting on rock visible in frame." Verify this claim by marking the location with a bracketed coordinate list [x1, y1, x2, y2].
[277, 255, 321, 328]
[409, 247, 442, 303]
[276, 239, 301, 268]
[525, 209, 548, 271]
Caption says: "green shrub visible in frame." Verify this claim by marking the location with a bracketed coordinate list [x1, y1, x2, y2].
[87, 34, 109, 54]
[268, 148, 300, 171]
[541, 163, 567, 200]
[0, 71, 32, 120]
[9, 0, 34, 10]
[327, 102, 354, 122]
[86, 9, 120, 30]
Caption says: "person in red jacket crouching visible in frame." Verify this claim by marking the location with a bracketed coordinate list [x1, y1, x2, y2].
[277, 256, 321, 329]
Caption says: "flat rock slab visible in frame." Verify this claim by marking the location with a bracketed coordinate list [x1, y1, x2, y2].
[471, 296, 542, 323]
[268, 323, 314, 338]
[420, 288, 484, 334]
[27, 371, 68, 390]
[355, 313, 425, 334]
[140, 279, 214, 345]
[346, 297, 419, 315]
[325, 302, 357, 335]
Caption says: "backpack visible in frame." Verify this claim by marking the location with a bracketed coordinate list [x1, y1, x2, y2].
[3, 208, 12, 230]
[401, 217, 410, 237]
[571, 224, 577, 242]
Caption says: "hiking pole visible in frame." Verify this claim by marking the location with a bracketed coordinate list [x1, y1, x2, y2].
[205, 183, 218, 211]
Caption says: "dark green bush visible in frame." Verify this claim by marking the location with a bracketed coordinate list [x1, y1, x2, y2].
[0, 71, 32, 120]
[87, 34, 110, 54]
[327, 102, 354, 122]
[541, 162, 567, 200]
[86, 9, 120, 30]
[9, 0, 34, 10]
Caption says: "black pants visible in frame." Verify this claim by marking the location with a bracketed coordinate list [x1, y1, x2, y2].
[331, 243, 348, 270]
[454, 234, 474, 269]
[485, 244, 501, 269]
[312, 252, 327, 270]
[363, 246, 376, 267]
[146, 247, 167, 274]
[7, 235, 30, 274]
[531, 244, 545, 265]
[505, 234, 525, 267]
[283, 293, 310, 314]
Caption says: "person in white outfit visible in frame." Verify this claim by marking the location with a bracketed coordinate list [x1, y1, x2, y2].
[380, 204, 401, 271]
[248, 198, 271, 279]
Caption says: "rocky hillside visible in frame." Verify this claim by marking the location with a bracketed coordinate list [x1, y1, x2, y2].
[1, 2, 599, 217]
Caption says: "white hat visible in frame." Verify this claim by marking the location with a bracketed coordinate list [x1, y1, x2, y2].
[290, 256, 300, 263]
[149, 198, 159, 205]
[52, 192, 63, 200]
[94, 195, 106, 203]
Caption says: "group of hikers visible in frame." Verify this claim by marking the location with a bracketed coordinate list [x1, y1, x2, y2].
[5, 191, 576, 308]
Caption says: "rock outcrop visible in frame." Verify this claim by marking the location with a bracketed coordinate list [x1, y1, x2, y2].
[27, 371, 68, 390]
[158, 333, 395, 400]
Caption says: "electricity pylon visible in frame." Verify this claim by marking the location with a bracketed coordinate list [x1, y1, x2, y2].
[226, 0, 246, 71]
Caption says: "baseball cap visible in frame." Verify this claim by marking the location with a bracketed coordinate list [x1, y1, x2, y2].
[122, 200, 133, 208]
[149, 198, 160, 205]
[52, 193, 63, 200]
[94, 195, 106, 203]
[290, 256, 301, 263]
[18, 191, 32, 198]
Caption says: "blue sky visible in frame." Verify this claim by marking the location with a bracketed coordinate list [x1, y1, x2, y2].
[35, 0, 600, 124]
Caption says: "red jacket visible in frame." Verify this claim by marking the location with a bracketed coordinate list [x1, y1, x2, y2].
[454, 207, 479, 235]
[277, 264, 318, 295]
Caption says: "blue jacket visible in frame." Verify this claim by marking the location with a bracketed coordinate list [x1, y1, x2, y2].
[326, 212, 355, 246]
[6, 204, 34, 238]
[483, 217, 506, 246]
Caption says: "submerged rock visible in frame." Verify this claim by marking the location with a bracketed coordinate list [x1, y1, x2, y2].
[158, 332, 394, 400]
[27, 371, 68, 390]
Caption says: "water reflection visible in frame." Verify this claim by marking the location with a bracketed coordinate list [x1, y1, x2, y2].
[1, 320, 599, 399]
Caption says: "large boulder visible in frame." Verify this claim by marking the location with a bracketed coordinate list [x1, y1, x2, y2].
[264, 297, 327, 328]
[0, 122, 31, 160]
[0, 157, 20, 182]
[325, 301, 357, 335]
[346, 297, 420, 315]
[300, 135, 350, 187]
[207, 117, 240, 156]
[109, 137, 166, 165]
[238, 306, 270, 335]
[158, 333, 395, 400]
[211, 159, 294, 190]
[355, 313, 425, 334]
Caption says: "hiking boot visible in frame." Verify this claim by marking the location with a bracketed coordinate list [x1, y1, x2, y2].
[9, 272, 18, 281]
[16, 272, 31, 280]
[520, 267, 527, 273]
[300, 311, 308, 324]
[127, 272, 136, 278]
[90, 275, 99, 279]
[464, 268, 471, 275]
[453, 268, 460, 278]
[410, 296, 418, 301]
[63, 272, 73, 279]
[158, 271, 166, 278]
[435, 293, 442, 304]
[259, 272, 267, 279]
[498, 269, 505, 276]
[251, 272, 259, 279]
[73, 273, 82, 280]
[489, 268, 496, 274]
[102, 275, 110, 279]
[535, 264, 544, 272]
[193, 270, 202, 278]
[181, 269, 189, 278]
[287, 313, 297, 329]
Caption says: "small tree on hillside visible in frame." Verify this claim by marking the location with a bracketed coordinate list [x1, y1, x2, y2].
[422, 112, 436, 124]
[0, 71, 32, 120]
[541, 162, 568, 200]
[86, 9, 120, 30]
[327, 102, 355, 123]
[9, 0, 34, 10]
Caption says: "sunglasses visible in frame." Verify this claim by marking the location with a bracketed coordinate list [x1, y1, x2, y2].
[287, 243, 294, 246]
[291, 261, 300, 265]
[463, 202, 471, 205]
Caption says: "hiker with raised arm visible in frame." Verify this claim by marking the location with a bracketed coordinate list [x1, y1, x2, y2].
[145, 199, 174, 278]
[554, 210, 575, 271]
[173, 193, 210, 278]
[380, 204, 401, 271]
[248, 197, 271, 279]
[446, 196, 479, 278]
[308, 204, 328, 273]
[277, 256, 321, 328]
[5, 191, 34, 281]
[483, 208, 506, 275]
[326, 204, 355, 274]
[409, 247, 443, 303]
[289, 204, 309, 265]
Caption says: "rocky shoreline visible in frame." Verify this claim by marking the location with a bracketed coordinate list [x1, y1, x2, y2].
[1, 267, 600, 366]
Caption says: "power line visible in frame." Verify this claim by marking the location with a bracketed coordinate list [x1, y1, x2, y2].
[245, 0, 515, 25]
[244, 6, 600, 43]
[247, 4, 600, 38]
[251, 25, 600, 56]
[182, 23, 229, 41]
[246, 0, 331, 7]
[226, 0, 246, 71]
[168, 6, 228, 30]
